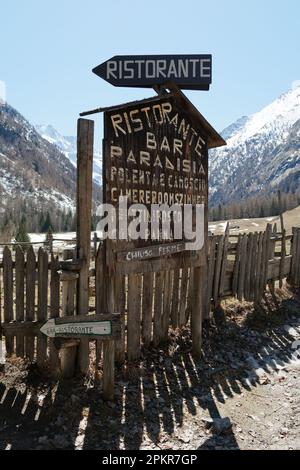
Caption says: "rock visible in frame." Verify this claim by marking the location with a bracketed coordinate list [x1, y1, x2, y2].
[202, 417, 232, 434]
[212, 417, 232, 434]
[283, 325, 299, 338]
[38, 436, 48, 444]
[201, 417, 213, 428]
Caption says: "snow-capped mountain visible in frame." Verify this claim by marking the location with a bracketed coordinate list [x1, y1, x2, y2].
[36, 124, 103, 185]
[0, 102, 76, 213]
[209, 82, 300, 205]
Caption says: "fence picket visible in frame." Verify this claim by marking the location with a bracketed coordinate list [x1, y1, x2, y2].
[179, 268, 189, 327]
[142, 272, 154, 347]
[3, 247, 14, 355]
[15, 246, 25, 357]
[232, 234, 241, 297]
[37, 248, 48, 368]
[213, 235, 224, 305]
[153, 271, 164, 347]
[171, 269, 180, 328]
[127, 273, 142, 361]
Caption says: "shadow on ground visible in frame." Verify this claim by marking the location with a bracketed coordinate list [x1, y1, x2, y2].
[0, 287, 299, 450]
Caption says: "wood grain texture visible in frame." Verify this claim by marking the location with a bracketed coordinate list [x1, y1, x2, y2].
[3, 247, 14, 355]
[15, 246, 25, 357]
[76, 118, 94, 374]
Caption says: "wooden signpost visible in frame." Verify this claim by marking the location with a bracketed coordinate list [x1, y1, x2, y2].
[82, 54, 225, 360]
[102, 83, 225, 275]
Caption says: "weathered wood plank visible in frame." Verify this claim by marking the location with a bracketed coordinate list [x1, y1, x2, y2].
[127, 273, 142, 361]
[25, 246, 36, 360]
[142, 272, 153, 347]
[76, 118, 94, 374]
[153, 271, 164, 347]
[179, 268, 189, 327]
[279, 230, 286, 288]
[37, 248, 48, 368]
[290, 228, 297, 284]
[219, 223, 229, 296]
[206, 237, 217, 310]
[249, 232, 258, 301]
[232, 234, 241, 297]
[237, 234, 247, 301]
[213, 235, 224, 305]
[255, 232, 263, 302]
[102, 340, 115, 401]
[191, 265, 204, 358]
[162, 270, 172, 339]
[114, 273, 125, 364]
[244, 233, 253, 301]
[15, 246, 25, 357]
[49, 254, 60, 371]
[171, 269, 180, 328]
[3, 247, 14, 355]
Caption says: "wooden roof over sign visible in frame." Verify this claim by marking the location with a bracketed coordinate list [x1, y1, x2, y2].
[85, 84, 226, 150]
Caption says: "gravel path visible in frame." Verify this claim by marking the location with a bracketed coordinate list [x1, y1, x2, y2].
[0, 287, 299, 450]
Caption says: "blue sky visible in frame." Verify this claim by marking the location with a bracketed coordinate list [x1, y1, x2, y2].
[1, 0, 299, 137]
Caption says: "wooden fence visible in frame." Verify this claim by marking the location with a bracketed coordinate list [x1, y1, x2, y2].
[1, 225, 298, 369]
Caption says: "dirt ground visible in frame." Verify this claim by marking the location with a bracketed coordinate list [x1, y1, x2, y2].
[0, 285, 300, 450]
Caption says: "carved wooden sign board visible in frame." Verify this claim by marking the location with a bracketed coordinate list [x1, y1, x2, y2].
[93, 54, 212, 90]
[102, 86, 225, 274]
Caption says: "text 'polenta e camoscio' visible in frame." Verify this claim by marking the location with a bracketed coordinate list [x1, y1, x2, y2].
[106, 100, 207, 206]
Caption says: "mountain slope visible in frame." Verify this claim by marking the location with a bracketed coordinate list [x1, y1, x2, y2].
[0, 102, 76, 213]
[36, 124, 103, 185]
[209, 83, 300, 205]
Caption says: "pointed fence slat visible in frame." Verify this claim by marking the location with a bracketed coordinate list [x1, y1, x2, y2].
[153, 271, 164, 347]
[114, 273, 125, 364]
[219, 224, 229, 296]
[179, 268, 189, 327]
[142, 272, 154, 347]
[127, 273, 142, 361]
[37, 248, 48, 368]
[237, 234, 247, 301]
[207, 237, 217, 309]
[25, 246, 36, 360]
[249, 233, 258, 302]
[244, 233, 253, 301]
[232, 234, 241, 297]
[213, 235, 224, 305]
[279, 230, 286, 288]
[162, 270, 172, 339]
[3, 247, 14, 355]
[15, 246, 25, 357]
[49, 254, 60, 370]
[171, 269, 180, 328]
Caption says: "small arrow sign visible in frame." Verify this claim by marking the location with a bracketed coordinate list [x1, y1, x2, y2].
[40, 316, 113, 339]
[93, 55, 212, 90]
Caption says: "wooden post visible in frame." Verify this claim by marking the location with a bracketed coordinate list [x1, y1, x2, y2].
[76, 118, 94, 374]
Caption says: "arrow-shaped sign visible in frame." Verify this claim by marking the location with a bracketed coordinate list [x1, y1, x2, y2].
[40, 314, 118, 339]
[93, 55, 212, 90]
